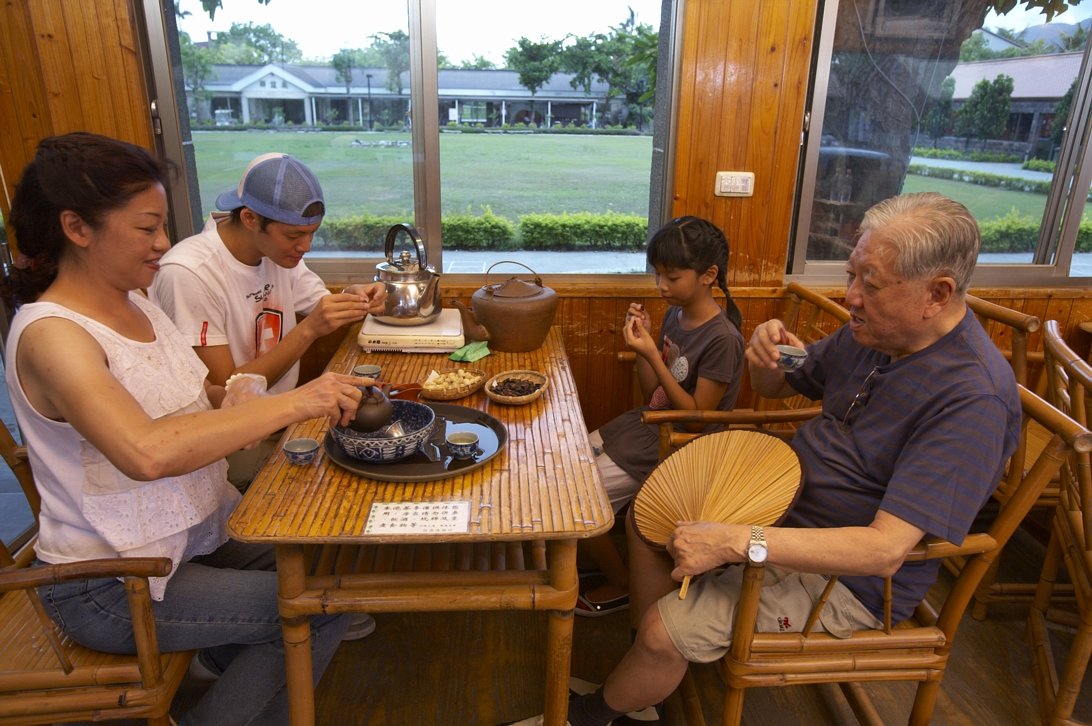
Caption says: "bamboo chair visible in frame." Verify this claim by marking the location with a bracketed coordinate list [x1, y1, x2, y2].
[1028, 319, 1092, 725]
[0, 419, 192, 725]
[945, 296, 1047, 619]
[639, 283, 850, 460]
[673, 385, 1090, 726]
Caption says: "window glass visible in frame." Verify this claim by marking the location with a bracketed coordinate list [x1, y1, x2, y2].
[172, 0, 666, 274]
[794, 0, 1092, 278]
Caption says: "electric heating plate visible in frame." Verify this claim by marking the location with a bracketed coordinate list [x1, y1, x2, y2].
[358, 308, 465, 352]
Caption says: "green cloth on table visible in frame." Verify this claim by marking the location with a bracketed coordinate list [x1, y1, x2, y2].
[449, 340, 491, 362]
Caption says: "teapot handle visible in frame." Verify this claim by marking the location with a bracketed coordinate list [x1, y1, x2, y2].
[384, 223, 427, 269]
[484, 260, 542, 287]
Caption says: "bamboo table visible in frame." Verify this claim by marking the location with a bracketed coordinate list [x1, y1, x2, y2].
[228, 326, 612, 726]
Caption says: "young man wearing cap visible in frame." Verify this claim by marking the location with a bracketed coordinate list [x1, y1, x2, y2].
[150, 153, 384, 642]
[151, 152, 385, 399]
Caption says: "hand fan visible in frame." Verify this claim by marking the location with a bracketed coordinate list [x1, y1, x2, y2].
[633, 429, 803, 597]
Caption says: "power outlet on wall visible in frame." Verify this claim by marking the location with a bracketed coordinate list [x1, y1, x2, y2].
[714, 171, 755, 197]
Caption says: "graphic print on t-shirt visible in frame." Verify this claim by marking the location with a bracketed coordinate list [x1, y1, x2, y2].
[254, 309, 284, 356]
[648, 334, 688, 409]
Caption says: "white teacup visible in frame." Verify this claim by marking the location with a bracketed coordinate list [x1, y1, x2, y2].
[775, 344, 807, 372]
[446, 431, 481, 460]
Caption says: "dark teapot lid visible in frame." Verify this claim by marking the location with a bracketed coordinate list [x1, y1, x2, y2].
[488, 277, 550, 298]
[479, 261, 554, 299]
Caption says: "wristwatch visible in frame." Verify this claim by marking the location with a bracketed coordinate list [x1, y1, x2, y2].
[747, 525, 768, 564]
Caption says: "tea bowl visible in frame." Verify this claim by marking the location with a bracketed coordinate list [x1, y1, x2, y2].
[775, 344, 808, 372]
[283, 437, 321, 465]
[329, 399, 435, 463]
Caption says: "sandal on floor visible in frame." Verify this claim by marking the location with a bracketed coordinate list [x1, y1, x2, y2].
[574, 591, 629, 617]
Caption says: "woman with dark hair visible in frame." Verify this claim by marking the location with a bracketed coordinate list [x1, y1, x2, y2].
[576, 216, 746, 618]
[4, 132, 366, 725]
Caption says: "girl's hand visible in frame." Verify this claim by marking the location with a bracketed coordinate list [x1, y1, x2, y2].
[623, 314, 658, 359]
[625, 302, 651, 333]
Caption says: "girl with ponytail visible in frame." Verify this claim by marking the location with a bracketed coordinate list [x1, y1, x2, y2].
[578, 216, 746, 617]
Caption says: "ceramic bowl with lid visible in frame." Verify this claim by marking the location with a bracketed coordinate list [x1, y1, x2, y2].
[329, 399, 436, 463]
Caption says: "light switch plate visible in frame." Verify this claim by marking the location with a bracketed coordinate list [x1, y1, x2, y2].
[714, 171, 755, 197]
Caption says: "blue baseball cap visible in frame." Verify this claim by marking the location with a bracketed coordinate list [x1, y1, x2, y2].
[215, 153, 325, 226]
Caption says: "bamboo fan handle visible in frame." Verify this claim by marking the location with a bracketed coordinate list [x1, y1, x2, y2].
[679, 575, 692, 599]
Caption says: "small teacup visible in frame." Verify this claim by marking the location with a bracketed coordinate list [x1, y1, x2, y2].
[446, 431, 481, 460]
[283, 437, 320, 465]
[353, 363, 382, 379]
[775, 344, 808, 372]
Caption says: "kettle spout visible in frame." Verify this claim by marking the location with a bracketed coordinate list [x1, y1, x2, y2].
[450, 299, 490, 342]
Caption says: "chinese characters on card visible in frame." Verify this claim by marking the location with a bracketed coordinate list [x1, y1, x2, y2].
[364, 501, 470, 534]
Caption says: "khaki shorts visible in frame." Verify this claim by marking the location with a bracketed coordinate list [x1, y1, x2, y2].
[658, 564, 882, 663]
[589, 430, 642, 514]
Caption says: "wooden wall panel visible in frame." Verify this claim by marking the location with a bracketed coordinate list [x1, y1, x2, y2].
[672, 0, 817, 287]
[0, 0, 52, 207]
[0, 0, 152, 239]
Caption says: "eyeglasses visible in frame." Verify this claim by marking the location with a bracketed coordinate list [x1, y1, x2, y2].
[841, 366, 879, 429]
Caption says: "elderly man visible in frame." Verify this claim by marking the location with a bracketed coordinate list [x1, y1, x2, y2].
[508, 192, 1021, 726]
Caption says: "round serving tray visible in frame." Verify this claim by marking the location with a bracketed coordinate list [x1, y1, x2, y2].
[323, 402, 507, 483]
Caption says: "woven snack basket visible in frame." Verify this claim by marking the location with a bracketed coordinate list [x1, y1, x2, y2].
[420, 367, 487, 401]
[484, 370, 549, 405]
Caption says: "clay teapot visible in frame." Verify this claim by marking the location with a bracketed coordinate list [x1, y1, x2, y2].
[450, 299, 491, 343]
[468, 261, 558, 352]
[350, 385, 394, 432]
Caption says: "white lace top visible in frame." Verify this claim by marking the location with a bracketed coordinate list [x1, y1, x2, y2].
[4, 293, 241, 600]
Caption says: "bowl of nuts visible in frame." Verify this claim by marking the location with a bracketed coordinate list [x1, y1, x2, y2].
[420, 367, 487, 401]
[484, 370, 548, 405]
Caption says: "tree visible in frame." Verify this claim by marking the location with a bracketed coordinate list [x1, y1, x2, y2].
[1056, 23, 1090, 51]
[559, 10, 657, 129]
[213, 22, 301, 64]
[923, 77, 955, 146]
[955, 74, 1014, 146]
[199, 0, 269, 20]
[505, 37, 563, 126]
[179, 32, 217, 122]
[1051, 78, 1076, 148]
[332, 49, 356, 125]
[372, 31, 410, 96]
[460, 55, 497, 70]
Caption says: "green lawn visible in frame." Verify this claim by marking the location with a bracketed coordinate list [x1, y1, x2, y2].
[191, 130, 1077, 227]
[190, 130, 653, 220]
[901, 174, 1048, 222]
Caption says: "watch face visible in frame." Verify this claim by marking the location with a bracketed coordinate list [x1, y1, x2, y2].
[748, 543, 768, 563]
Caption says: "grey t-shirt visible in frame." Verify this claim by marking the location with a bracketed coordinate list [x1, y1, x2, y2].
[601, 306, 744, 482]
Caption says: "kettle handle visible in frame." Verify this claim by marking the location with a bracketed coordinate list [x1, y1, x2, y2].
[484, 260, 542, 287]
[384, 223, 428, 269]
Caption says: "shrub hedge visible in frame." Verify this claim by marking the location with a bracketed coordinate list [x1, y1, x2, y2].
[518, 212, 647, 250]
[316, 210, 646, 252]
[978, 209, 1092, 253]
[911, 147, 1022, 163]
[1022, 158, 1055, 173]
[907, 164, 1055, 194]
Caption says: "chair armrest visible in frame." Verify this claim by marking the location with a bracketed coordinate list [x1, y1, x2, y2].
[903, 533, 997, 562]
[641, 407, 822, 427]
[0, 557, 173, 593]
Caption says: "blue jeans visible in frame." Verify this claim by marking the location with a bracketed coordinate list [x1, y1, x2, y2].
[39, 540, 349, 726]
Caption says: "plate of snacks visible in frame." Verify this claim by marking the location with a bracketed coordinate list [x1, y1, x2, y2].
[484, 369, 548, 405]
[421, 367, 487, 401]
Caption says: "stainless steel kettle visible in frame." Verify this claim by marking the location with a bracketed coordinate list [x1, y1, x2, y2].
[372, 223, 441, 326]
